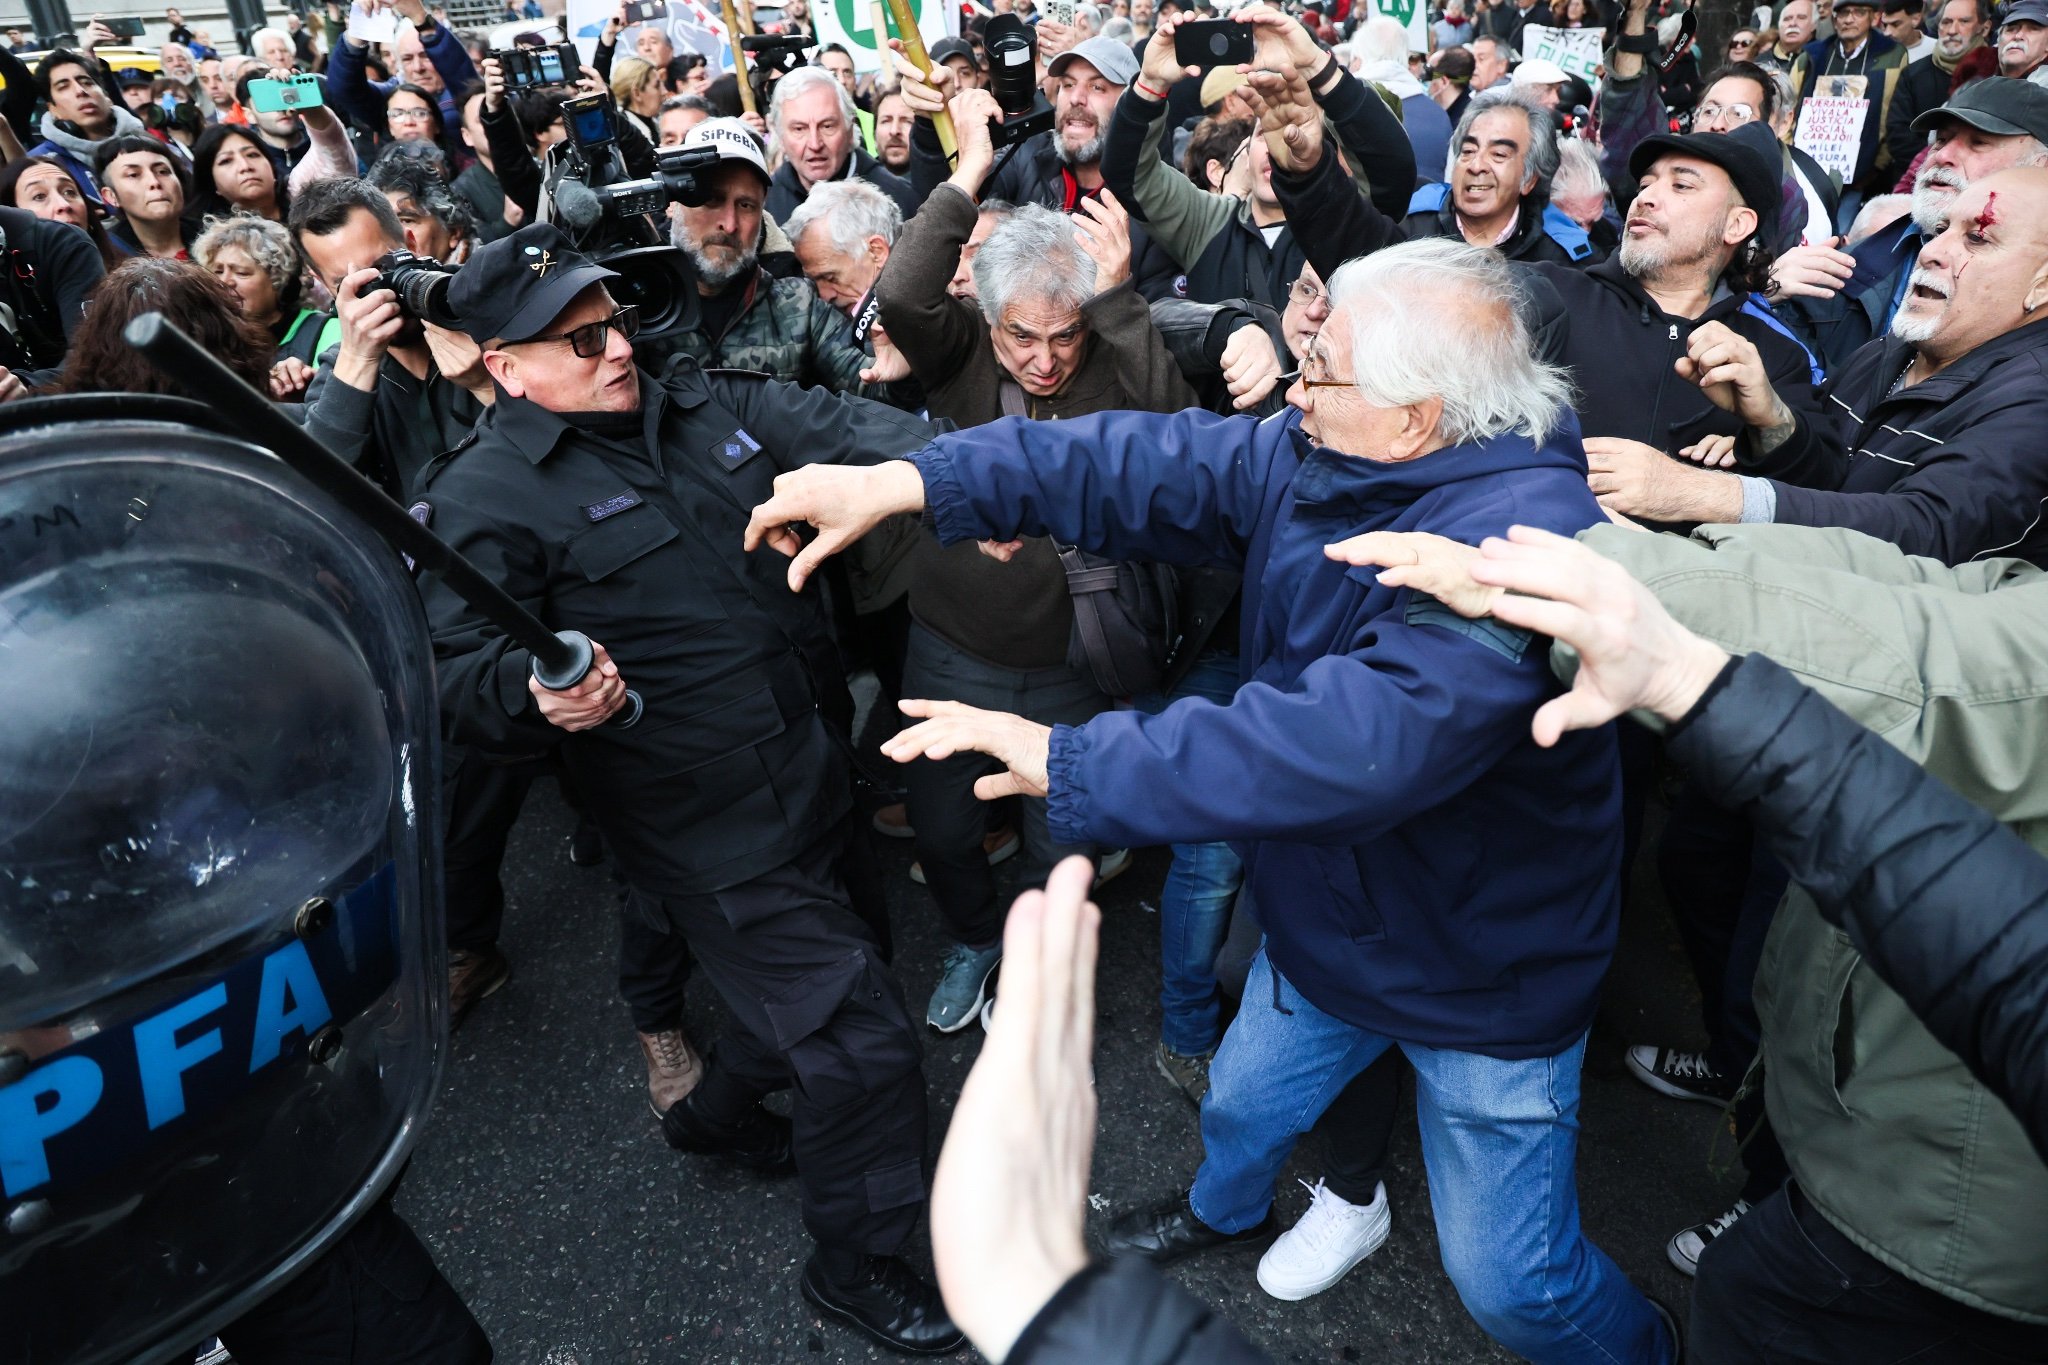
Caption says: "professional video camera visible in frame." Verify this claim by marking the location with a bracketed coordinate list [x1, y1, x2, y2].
[983, 14, 1053, 149]
[739, 31, 813, 109]
[547, 92, 719, 337]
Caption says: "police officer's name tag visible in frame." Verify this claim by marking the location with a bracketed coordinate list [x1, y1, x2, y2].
[584, 489, 644, 522]
[711, 428, 763, 471]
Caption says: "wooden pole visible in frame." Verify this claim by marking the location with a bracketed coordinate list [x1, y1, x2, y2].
[720, 0, 758, 115]
[884, 0, 956, 159]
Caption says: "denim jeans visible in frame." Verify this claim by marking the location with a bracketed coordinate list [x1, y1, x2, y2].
[1133, 651, 1245, 1055]
[1191, 951, 1670, 1365]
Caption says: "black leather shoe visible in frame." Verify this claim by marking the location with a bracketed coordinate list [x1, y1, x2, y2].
[801, 1253, 965, 1356]
[566, 817, 605, 867]
[659, 1093, 795, 1177]
[1101, 1190, 1275, 1265]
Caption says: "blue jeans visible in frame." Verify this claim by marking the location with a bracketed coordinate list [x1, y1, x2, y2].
[1191, 952, 1670, 1365]
[1133, 652, 1245, 1055]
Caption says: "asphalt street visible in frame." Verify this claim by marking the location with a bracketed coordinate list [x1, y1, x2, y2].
[397, 744, 1732, 1365]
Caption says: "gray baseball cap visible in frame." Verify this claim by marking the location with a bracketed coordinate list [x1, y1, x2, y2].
[1047, 36, 1140, 86]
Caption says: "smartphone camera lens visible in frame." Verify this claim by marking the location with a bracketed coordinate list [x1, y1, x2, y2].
[1209, 30, 1230, 56]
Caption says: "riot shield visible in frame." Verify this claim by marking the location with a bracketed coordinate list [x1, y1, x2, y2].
[0, 397, 446, 1364]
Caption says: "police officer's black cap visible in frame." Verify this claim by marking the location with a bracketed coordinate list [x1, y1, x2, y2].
[1628, 122, 1783, 242]
[1912, 76, 2048, 142]
[447, 223, 619, 346]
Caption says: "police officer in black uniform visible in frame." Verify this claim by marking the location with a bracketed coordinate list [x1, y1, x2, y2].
[418, 221, 962, 1356]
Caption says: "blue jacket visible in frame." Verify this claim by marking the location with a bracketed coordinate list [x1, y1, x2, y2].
[910, 408, 1623, 1058]
[325, 21, 477, 129]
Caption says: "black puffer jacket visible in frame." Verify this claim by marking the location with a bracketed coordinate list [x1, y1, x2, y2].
[1010, 1258, 1268, 1365]
[1740, 316, 2048, 566]
[1669, 651, 2048, 1164]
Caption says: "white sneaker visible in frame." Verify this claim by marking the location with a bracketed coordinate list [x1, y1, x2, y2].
[1667, 1199, 1751, 1277]
[1256, 1179, 1390, 1301]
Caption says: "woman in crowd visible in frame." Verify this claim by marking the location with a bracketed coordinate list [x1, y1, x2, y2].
[191, 211, 336, 399]
[385, 81, 467, 168]
[610, 56, 664, 143]
[53, 257, 275, 397]
[0, 154, 124, 269]
[674, 51, 710, 96]
[1728, 25, 1762, 61]
[190, 123, 289, 222]
[1559, 0, 1606, 28]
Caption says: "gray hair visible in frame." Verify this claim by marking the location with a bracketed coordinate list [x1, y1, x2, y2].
[1330, 238, 1571, 445]
[1551, 138, 1605, 206]
[1074, 2, 1105, 31]
[1356, 16, 1411, 64]
[973, 203, 1095, 324]
[784, 179, 903, 256]
[1449, 86, 1561, 199]
[191, 210, 302, 297]
[771, 64, 858, 133]
[1100, 16, 1136, 41]
[248, 24, 293, 55]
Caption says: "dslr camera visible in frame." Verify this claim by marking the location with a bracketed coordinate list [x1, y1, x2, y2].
[982, 16, 1053, 149]
[738, 33, 813, 110]
[370, 249, 462, 328]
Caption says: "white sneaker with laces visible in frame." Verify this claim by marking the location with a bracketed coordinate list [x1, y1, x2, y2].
[1256, 1179, 1391, 1301]
[1668, 1199, 1751, 1277]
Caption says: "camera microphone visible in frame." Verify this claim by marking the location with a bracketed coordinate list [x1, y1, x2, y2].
[554, 174, 606, 233]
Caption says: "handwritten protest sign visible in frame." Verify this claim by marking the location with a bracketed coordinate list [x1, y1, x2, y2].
[1795, 79, 1869, 183]
[1519, 24, 1603, 87]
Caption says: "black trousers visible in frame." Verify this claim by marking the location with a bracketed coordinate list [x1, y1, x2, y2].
[441, 747, 541, 954]
[624, 819, 930, 1255]
[1691, 1181, 2048, 1363]
[216, 1196, 491, 1365]
[901, 625, 1106, 949]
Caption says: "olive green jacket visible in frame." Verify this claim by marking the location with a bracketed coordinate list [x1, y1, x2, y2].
[1579, 521, 2048, 1322]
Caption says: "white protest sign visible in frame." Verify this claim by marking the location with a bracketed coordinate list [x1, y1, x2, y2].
[1794, 89, 1868, 183]
[1366, 0, 1428, 54]
[1519, 24, 1603, 87]
[814, 0, 956, 74]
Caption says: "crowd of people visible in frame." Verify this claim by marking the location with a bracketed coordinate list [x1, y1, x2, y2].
[4, 0, 2047, 1360]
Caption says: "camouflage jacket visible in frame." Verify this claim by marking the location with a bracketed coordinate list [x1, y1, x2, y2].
[641, 267, 908, 404]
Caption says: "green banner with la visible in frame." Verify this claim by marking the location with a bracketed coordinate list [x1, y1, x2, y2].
[814, 0, 959, 73]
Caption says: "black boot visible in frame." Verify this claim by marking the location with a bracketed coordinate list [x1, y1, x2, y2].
[801, 1253, 965, 1356]
[1101, 1189, 1275, 1264]
[660, 1092, 795, 1177]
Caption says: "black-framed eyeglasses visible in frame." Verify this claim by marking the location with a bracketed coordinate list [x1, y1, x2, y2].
[517, 305, 640, 358]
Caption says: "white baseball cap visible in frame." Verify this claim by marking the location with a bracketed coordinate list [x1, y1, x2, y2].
[681, 116, 771, 185]
[1512, 57, 1570, 86]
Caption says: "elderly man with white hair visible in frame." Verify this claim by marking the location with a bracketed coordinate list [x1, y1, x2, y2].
[744, 238, 1679, 1362]
[782, 178, 902, 315]
[764, 64, 919, 223]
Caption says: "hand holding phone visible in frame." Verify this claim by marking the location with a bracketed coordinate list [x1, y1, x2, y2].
[624, 0, 670, 22]
[1174, 19, 1254, 69]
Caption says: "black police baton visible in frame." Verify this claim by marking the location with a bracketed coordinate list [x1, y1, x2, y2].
[123, 312, 643, 727]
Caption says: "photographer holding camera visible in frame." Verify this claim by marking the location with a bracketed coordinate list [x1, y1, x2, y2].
[290, 176, 490, 500]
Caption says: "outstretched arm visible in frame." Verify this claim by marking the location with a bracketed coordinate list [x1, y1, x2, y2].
[744, 407, 1279, 590]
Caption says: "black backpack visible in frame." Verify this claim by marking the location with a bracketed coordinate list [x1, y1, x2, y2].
[1056, 546, 1179, 698]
